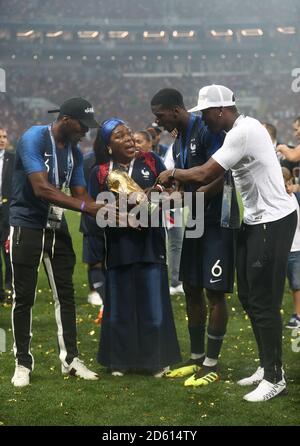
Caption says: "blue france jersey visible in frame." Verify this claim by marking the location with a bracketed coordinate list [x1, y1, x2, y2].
[87, 152, 167, 268]
[172, 115, 225, 224]
[10, 125, 86, 229]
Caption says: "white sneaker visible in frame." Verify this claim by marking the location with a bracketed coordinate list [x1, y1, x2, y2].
[153, 366, 170, 378]
[11, 365, 31, 387]
[170, 284, 184, 296]
[243, 378, 286, 402]
[237, 366, 264, 386]
[61, 357, 99, 380]
[87, 291, 103, 306]
[111, 370, 125, 377]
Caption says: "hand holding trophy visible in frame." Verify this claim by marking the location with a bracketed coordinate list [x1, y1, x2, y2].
[107, 169, 163, 228]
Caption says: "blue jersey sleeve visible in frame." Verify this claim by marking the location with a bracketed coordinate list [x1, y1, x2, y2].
[210, 132, 225, 154]
[70, 146, 86, 188]
[196, 118, 212, 150]
[18, 126, 48, 175]
[204, 130, 225, 159]
[196, 117, 225, 157]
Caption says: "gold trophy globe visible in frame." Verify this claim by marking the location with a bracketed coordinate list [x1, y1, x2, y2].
[107, 170, 146, 204]
[107, 170, 162, 216]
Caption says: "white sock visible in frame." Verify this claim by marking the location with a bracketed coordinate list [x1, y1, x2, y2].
[203, 357, 218, 367]
[191, 353, 205, 360]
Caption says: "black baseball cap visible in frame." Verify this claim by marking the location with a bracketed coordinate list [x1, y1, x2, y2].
[48, 97, 99, 128]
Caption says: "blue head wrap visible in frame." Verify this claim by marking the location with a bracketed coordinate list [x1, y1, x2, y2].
[100, 118, 126, 146]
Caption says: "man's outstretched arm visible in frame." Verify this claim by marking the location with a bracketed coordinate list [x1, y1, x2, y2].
[157, 158, 225, 188]
[28, 172, 103, 217]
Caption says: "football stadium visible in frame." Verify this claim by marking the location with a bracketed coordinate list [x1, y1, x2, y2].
[0, 0, 300, 430]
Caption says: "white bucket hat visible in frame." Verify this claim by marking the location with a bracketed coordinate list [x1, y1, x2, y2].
[189, 84, 236, 112]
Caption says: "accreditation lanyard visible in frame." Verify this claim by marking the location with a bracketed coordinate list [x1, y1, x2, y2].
[178, 113, 197, 169]
[48, 125, 74, 190]
[220, 170, 240, 229]
[109, 158, 135, 177]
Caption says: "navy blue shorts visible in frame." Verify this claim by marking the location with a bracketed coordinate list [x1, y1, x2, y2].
[179, 224, 237, 292]
[287, 251, 300, 290]
[82, 235, 105, 265]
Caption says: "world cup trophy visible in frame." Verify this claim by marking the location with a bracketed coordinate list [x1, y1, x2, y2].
[107, 170, 164, 226]
[107, 169, 146, 204]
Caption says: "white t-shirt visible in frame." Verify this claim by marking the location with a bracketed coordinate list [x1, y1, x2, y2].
[290, 193, 300, 252]
[212, 115, 296, 225]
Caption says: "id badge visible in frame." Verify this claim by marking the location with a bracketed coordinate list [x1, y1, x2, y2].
[46, 205, 64, 229]
[220, 184, 232, 228]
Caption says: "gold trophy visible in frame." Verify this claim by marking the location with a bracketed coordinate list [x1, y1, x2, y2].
[107, 170, 146, 204]
[107, 170, 163, 226]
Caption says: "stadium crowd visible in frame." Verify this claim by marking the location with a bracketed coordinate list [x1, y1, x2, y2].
[1, 59, 299, 150]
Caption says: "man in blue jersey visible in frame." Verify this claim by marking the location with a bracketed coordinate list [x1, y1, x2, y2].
[151, 88, 239, 386]
[10, 97, 103, 387]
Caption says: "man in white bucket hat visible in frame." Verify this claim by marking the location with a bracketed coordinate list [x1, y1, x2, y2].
[189, 85, 236, 114]
[157, 84, 297, 402]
